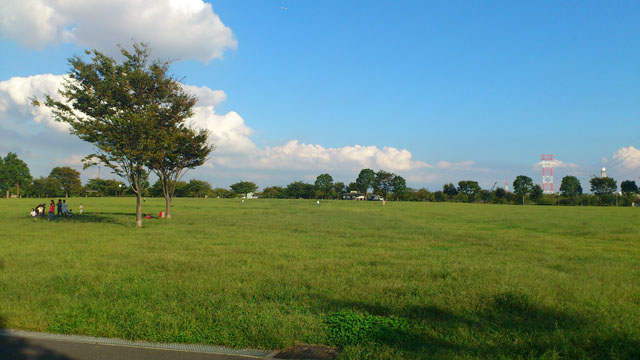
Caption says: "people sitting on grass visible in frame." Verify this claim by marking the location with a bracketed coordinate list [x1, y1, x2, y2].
[68, 209, 75, 218]
[30, 208, 37, 218]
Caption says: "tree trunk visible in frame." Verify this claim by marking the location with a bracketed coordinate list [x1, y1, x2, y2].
[5, 190, 8, 198]
[16, 183, 20, 198]
[136, 192, 142, 227]
[165, 196, 172, 219]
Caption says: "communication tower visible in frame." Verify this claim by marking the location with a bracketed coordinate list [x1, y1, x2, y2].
[541, 154, 554, 194]
[601, 167, 607, 178]
[505, 181, 509, 192]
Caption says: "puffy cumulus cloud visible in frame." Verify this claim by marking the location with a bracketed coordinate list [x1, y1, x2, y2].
[0, 0, 236, 62]
[183, 85, 226, 107]
[0, 74, 70, 132]
[189, 108, 257, 155]
[239, 141, 431, 172]
[611, 146, 640, 169]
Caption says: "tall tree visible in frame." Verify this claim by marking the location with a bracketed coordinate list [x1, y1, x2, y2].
[530, 184, 544, 204]
[230, 181, 258, 198]
[620, 180, 638, 195]
[146, 124, 212, 218]
[1, 152, 32, 198]
[513, 175, 534, 205]
[314, 173, 334, 199]
[49, 166, 82, 197]
[35, 43, 196, 227]
[590, 176, 617, 203]
[495, 187, 506, 203]
[559, 176, 583, 205]
[442, 183, 458, 202]
[392, 175, 407, 200]
[355, 168, 376, 195]
[457, 180, 481, 202]
[374, 170, 395, 200]
[185, 179, 212, 198]
[333, 182, 346, 199]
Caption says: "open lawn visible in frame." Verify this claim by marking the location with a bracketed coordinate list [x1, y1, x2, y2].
[0, 198, 639, 359]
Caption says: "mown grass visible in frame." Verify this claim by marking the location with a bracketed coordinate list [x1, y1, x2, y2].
[0, 198, 639, 359]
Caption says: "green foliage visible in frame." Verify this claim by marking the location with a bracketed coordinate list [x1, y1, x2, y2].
[513, 175, 534, 204]
[261, 186, 287, 199]
[457, 180, 480, 202]
[590, 176, 617, 204]
[530, 184, 543, 203]
[355, 169, 376, 195]
[85, 178, 126, 197]
[391, 175, 407, 200]
[184, 179, 212, 198]
[442, 183, 458, 201]
[559, 176, 583, 202]
[326, 311, 409, 347]
[285, 181, 314, 199]
[620, 180, 638, 195]
[36, 42, 204, 226]
[0, 152, 32, 197]
[314, 173, 334, 199]
[374, 170, 394, 199]
[230, 181, 258, 197]
[49, 167, 82, 197]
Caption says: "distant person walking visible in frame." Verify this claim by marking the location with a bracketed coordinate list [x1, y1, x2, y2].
[57, 199, 62, 216]
[48, 200, 56, 221]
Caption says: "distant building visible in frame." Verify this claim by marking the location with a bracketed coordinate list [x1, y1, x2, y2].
[244, 192, 257, 199]
[367, 194, 384, 201]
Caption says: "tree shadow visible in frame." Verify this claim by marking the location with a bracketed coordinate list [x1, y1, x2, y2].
[315, 291, 640, 359]
[0, 319, 74, 360]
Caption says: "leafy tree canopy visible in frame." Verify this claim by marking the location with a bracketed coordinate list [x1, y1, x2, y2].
[230, 181, 258, 197]
[49, 166, 82, 197]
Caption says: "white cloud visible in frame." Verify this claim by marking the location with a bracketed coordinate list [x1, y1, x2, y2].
[55, 154, 85, 166]
[0, 0, 236, 62]
[533, 158, 579, 170]
[0, 74, 70, 132]
[436, 160, 474, 170]
[611, 146, 640, 169]
[1, 74, 479, 187]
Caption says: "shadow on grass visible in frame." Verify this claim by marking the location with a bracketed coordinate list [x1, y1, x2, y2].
[0, 317, 73, 360]
[317, 291, 640, 359]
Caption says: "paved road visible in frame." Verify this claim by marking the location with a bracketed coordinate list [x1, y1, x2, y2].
[0, 331, 276, 360]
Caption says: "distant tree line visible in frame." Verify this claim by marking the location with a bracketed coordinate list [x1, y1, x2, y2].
[2, 154, 639, 206]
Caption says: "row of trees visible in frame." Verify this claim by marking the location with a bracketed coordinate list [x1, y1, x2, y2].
[5, 152, 638, 206]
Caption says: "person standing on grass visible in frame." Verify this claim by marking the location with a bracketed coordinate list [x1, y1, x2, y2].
[48, 200, 56, 221]
[62, 199, 68, 216]
[57, 199, 62, 216]
[79, 203, 83, 215]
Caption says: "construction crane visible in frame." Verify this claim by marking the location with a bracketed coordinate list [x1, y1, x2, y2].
[489, 182, 498, 191]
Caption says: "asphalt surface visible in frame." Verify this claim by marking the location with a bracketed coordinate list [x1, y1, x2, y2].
[0, 331, 276, 360]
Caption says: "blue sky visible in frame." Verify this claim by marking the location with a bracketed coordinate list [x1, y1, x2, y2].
[1, 0, 639, 190]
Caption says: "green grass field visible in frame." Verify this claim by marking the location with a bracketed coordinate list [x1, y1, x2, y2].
[0, 198, 638, 359]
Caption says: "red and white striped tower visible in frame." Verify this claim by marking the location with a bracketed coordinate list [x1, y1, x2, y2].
[541, 154, 554, 194]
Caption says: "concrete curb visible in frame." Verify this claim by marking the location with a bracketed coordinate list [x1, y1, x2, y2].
[0, 329, 272, 359]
